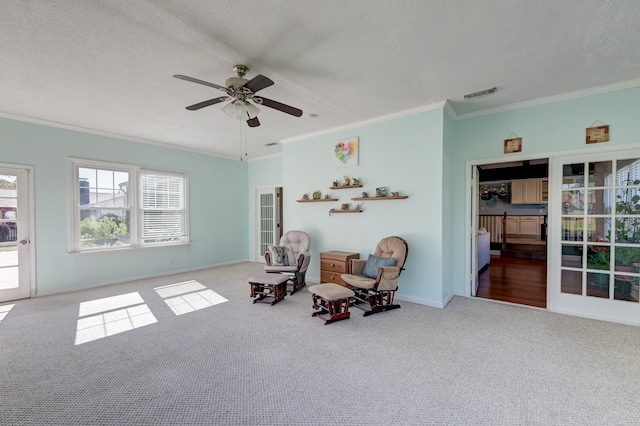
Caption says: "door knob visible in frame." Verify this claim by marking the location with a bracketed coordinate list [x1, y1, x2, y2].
[20, 239, 29, 245]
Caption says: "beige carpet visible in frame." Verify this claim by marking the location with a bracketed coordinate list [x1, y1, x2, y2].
[1, 261, 639, 425]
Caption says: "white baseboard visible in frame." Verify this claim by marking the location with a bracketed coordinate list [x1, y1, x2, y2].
[36, 259, 250, 297]
[396, 293, 447, 309]
[309, 275, 452, 309]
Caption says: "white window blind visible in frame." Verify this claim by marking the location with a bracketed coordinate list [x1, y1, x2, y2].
[139, 171, 186, 244]
[616, 159, 640, 186]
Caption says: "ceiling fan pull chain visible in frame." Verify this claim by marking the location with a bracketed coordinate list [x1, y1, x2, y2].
[239, 118, 244, 162]
[243, 119, 248, 160]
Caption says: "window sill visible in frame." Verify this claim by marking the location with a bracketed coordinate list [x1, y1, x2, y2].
[68, 242, 191, 257]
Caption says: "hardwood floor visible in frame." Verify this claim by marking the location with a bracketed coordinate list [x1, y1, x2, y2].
[476, 255, 547, 308]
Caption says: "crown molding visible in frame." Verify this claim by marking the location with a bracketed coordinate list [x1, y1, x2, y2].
[281, 100, 447, 144]
[456, 78, 640, 120]
[247, 152, 282, 162]
[0, 110, 239, 161]
[443, 100, 458, 120]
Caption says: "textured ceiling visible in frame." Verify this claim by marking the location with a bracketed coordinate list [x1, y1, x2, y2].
[2, 1, 640, 160]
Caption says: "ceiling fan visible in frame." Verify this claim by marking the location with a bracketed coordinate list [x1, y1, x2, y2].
[173, 65, 303, 128]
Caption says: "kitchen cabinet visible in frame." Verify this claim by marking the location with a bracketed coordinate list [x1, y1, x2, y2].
[505, 216, 545, 237]
[511, 178, 548, 204]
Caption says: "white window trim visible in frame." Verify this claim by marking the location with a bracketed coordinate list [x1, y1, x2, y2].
[68, 158, 189, 253]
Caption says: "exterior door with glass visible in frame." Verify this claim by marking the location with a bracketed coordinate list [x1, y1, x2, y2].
[0, 166, 32, 302]
[549, 150, 640, 324]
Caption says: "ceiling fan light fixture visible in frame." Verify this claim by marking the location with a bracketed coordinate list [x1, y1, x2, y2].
[222, 100, 260, 120]
[174, 65, 302, 127]
[244, 101, 260, 119]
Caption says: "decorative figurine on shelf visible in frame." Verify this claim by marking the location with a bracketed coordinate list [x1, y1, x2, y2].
[302, 193, 309, 200]
[343, 175, 350, 186]
[313, 190, 321, 200]
[361, 191, 368, 198]
[354, 204, 360, 210]
[376, 187, 386, 197]
[391, 191, 399, 197]
[341, 203, 350, 210]
[332, 180, 339, 187]
[324, 194, 330, 199]
[353, 177, 360, 185]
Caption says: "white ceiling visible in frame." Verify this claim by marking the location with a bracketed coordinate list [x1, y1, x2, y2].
[2, 1, 640, 160]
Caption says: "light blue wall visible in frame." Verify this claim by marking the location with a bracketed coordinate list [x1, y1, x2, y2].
[450, 86, 640, 294]
[281, 109, 446, 306]
[1, 117, 249, 295]
[12, 84, 639, 303]
[248, 86, 640, 308]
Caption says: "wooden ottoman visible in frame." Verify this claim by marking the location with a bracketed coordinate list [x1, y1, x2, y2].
[248, 273, 289, 305]
[308, 283, 355, 324]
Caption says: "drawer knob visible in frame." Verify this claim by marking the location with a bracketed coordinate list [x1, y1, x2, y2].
[331, 263, 335, 267]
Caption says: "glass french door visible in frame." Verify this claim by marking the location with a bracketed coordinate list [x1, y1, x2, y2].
[549, 150, 640, 324]
[255, 187, 280, 263]
[0, 166, 32, 302]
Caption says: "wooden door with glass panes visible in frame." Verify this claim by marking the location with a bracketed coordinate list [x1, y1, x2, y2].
[549, 151, 640, 324]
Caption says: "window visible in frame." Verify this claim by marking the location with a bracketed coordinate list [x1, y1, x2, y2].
[70, 159, 188, 252]
[139, 171, 186, 245]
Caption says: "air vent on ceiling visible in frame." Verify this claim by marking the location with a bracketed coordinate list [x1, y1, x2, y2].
[464, 87, 497, 100]
[264, 142, 279, 146]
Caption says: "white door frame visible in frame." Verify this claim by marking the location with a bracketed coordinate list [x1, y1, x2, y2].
[469, 164, 479, 296]
[0, 163, 36, 302]
[253, 185, 280, 263]
[465, 153, 549, 298]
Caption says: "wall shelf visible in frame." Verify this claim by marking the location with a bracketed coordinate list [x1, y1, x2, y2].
[329, 185, 363, 190]
[329, 209, 363, 214]
[351, 196, 408, 200]
[297, 198, 339, 203]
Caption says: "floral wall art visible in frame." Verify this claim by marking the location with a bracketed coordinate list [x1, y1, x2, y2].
[334, 137, 358, 168]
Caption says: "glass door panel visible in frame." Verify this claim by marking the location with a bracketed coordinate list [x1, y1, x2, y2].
[551, 153, 640, 324]
[560, 270, 582, 295]
[0, 177, 18, 292]
[0, 167, 31, 302]
[254, 187, 279, 263]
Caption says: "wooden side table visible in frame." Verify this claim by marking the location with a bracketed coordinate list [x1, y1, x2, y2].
[320, 251, 360, 286]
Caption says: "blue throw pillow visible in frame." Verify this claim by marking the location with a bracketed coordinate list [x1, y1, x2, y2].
[362, 254, 396, 279]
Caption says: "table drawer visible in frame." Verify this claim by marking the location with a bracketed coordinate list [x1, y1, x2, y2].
[320, 271, 347, 286]
[321, 258, 348, 273]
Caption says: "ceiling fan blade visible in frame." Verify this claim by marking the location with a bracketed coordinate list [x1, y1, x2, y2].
[255, 97, 303, 117]
[247, 117, 260, 127]
[185, 97, 229, 110]
[243, 74, 274, 93]
[173, 74, 226, 91]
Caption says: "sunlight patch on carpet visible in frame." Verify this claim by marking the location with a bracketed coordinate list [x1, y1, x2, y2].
[154, 280, 228, 315]
[0, 303, 15, 324]
[75, 292, 157, 345]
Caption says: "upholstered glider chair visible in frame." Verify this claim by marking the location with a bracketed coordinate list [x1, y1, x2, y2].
[264, 230, 311, 295]
[341, 236, 408, 316]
